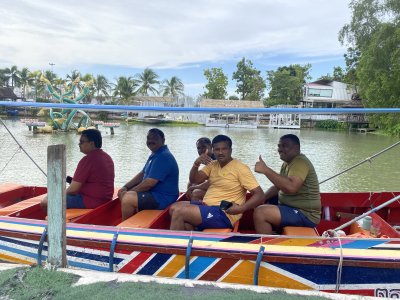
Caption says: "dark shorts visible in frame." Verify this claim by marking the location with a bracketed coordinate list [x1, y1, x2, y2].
[190, 202, 232, 230]
[278, 205, 316, 228]
[137, 192, 160, 211]
[66, 194, 86, 209]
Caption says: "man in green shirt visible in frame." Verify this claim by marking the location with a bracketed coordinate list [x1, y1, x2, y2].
[254, 134, 320, 234]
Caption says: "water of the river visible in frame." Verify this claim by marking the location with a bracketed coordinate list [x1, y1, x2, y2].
[1, 118, 399, 192]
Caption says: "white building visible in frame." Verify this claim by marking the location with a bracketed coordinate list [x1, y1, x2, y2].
[302, 80, 357, 108]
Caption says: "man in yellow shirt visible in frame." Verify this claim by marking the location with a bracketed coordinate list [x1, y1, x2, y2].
[170, 135, 264, 231]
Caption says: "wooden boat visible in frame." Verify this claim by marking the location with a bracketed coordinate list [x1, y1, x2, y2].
[0, 183, 399, 298]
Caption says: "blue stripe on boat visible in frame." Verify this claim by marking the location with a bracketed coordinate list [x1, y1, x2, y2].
[136, 253, 172, 275]
[339, 240, 388, 249]
[0, 236, 123, 264]
[177, 256, 216, 279]
[271, 262, 400, 284]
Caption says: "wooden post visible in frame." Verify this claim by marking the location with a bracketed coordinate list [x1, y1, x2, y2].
[47, 144, 67, 268]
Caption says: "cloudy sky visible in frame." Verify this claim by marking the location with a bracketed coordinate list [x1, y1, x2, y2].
[0, 0, 352, 96]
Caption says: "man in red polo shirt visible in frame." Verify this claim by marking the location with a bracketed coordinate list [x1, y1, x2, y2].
[40, 129, 115, 210]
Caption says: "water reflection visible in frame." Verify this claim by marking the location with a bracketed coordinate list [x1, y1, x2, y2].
[1, 119, 399, 192]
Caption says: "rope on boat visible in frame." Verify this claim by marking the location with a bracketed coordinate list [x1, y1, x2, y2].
[329, 194, 400, 233]
[321, 230, 344, 293]
[335, 236, 343, 293]
[319, 140, 400, 185]
[0, 146, 21, 177]
[0, 117, 47, 177]
[253, 245, 265, 286]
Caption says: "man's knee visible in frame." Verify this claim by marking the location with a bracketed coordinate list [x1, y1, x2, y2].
[254, 205, 281, 224]
[40, 196, 48, 210]
[121, 192, 138, 208]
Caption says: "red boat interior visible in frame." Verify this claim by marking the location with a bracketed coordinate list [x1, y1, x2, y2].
[1, 183, 399, 238]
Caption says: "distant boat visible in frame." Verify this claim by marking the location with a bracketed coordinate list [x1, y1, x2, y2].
[205, 117, 258, 129]
[6, 109, 19, 116]
[132, 115, 175, 124]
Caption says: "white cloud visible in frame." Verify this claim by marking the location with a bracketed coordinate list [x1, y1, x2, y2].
[0, 0, 351, 70]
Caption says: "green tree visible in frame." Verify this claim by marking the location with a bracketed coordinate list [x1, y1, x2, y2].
[232, 58, 266, 100]
[29, 70, 44, 100]
[339, 0, 400, 135]
[161, 76, 184, 98]
[318, 66, 346, 82]
[5, 65, 20, 90]
[203, 68, 228, 99]
[94, 75, 111, 103]
[266, 64, 311, 105]
[113, 76, 137, 104]
[0, 68, 8, 86]
[135, 68, 159, 96]
[18, 67, 33, 99]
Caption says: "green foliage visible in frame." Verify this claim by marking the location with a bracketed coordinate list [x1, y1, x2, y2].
[339, 0, 400, 135]
[266, 64, 311, 105]
[228, 95, 239, 100]
[203, 68, 228, 99]
[135, 68, 160, 96]
[315, 120, 348, 130]
[232, 58, 266, 100]
[318, 66, 346, 82]
[161, 76, 184, 98]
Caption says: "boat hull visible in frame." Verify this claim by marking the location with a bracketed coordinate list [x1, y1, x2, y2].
[0, 215, 399, 298]
[0, 184, 399, 298]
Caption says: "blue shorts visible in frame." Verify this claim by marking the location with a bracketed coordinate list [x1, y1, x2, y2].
[66, 194, 86, 209]
[278, 205, 316, 228]
[137, 192, 159, 211]
[191, 202, 232, 230]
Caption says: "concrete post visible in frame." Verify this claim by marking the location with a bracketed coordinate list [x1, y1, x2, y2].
[47, 144, 67, 268]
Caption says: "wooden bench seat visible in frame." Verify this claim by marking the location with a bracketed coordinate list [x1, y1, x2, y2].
[46, 209, 93, 222]
[0, 194, 46, 216]
[203, 221, 239, 233]
[117, 210, 164, 228]
[282, 226, 318, 236]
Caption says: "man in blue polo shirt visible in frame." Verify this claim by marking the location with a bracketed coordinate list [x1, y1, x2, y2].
[118, 128, 179, 220]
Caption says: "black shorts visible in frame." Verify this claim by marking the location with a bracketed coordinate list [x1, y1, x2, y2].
[137, 192, 160, 211]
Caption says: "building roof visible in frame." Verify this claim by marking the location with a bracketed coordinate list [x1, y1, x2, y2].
[0, 87, 18, 100]
[133, 96, 176, 104]
[199, 99, 264, 108]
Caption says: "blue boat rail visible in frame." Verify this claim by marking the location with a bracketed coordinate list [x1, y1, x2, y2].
[1, 101, 400, 114]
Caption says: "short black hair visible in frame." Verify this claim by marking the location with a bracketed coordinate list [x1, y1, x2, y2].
[212, 135, 232, 148]
[196, 137, 211, 145]
[148, 128, 165, 140]
[280, 134, 300, 146]
[82, 129, 102, 148]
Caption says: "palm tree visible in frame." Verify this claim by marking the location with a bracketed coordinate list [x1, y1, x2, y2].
[44, 70, 57, 84]
[113, 76, 137, 104]
[161, 76, 184, 98]
[135, 68, 159, 96]
[29, 70, 44, 100]
[66, 70, 82, 97]
[0, 68, 9, 87]
[94, 75, 111, 104]
[18, 67, 33, 100]
[5, 65, 20, 90]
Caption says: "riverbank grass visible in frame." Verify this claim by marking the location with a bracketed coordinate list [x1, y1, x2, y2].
[0, 266, 332, 300]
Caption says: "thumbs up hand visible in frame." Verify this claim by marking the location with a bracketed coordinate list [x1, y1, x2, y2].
[195, 148, 213, 167]
[255, 155, 268, 174]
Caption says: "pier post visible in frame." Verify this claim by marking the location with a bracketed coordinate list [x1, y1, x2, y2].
[47, 144, 67, 268]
